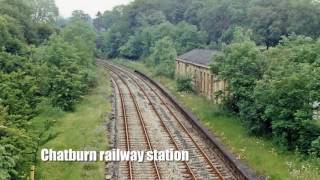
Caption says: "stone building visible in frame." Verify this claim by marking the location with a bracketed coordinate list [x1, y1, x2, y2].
[175, 49, 227, 101]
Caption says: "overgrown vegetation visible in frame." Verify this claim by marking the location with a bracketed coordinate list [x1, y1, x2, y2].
[95, 0, 320, 58]
[113, 59, 320, 180]
[0, 0, 97, 178]
[36, 67, 110, 179]
[176, 75, 194, 93]
[1, 0, 320, 178]
[211, 34, 320, 156]
[147, 37, 177, 78]
[95, 0, 320, 158]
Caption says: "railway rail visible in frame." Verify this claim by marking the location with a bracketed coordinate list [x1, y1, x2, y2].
[98, 60, 260, 180]
[111, 69, 161, 179]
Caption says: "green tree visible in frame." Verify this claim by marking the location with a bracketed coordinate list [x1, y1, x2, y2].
[183, 0, 205, 26]
[70, 10, 91, 23]
[61, 19, 96, 67]
[165, 0, 191, 23]
[0, 15, 26, 54]
[120, 21, 207, 60]
[93, 11, 104, 31]
[0, 52, 40, 120]
[138, 22, 176, 57]
[287, 0, 320, 38]
[0, 0, 37, 44]
[33, 36, 88, 111]
[219, 26, 253, 45]
[101, 23, 129, 58]
[0, 0, 99, 177]
[173, 21, 207, 54]
[211, 39, 267, 134]
[120, 35, 144, 59]
[0, 104, 34, 179]
[248, 0, 320, 48]
[248, 0, 289, 48]
[199, 0, 249, 43]
[254, 35, 320, 152]
[35, 22, 56, 44]
[0, 144, 18, 179]
[122, 0, 164, 30]
[97, 7, 123, 31]
[149, 37, 177, 77]
[29, 0, 59, 23]
[254, 61, 320, 152]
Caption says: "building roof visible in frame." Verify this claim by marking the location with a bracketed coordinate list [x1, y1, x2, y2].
[177, 49, 218, 67]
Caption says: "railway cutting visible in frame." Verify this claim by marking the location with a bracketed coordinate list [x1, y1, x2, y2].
[98, 60, 260, 180]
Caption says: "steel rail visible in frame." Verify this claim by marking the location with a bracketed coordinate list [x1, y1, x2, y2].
[108, 63, 226, 180]
[111, 78, 133, 180]
[108, 65, 197, 180]
[110, 69, 162, 180]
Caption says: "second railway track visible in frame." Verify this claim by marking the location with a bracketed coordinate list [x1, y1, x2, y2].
[99, 60, 259, 180]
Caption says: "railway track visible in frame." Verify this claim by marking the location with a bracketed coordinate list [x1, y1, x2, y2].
[98, 60, 258, 180]
[111, 70, 161, 179]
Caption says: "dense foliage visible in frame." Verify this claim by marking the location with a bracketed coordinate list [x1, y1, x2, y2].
[1, 0, 319, 177]
[94, 0, 320, 157]
[176, 76, 194, 93]
[211, 31, 267, 133]
[95, 0, 320, 58]
[0, 0, 97, 178]
[211, 34, 320, 156]
[147, 37, 177, 77]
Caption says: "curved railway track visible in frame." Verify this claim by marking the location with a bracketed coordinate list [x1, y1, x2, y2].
[111, 70, 161, 179]
[99, 60, 257, 180]
[108, 66, 197, 180]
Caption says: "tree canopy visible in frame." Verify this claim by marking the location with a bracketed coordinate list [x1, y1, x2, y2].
[0, 0, 97, 178]
[93, 0, 320, 157]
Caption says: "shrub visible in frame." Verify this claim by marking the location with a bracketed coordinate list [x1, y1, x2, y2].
[310, 137, 320, 157]
[211, 40, 267, 135]
[176, 75, 194, 92]
[212, 34, 320, 155]
[149, 37, 177, 78]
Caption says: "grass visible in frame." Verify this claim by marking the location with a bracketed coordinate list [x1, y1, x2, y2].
[113, 59, 320, 180]
[31, 67, 111, 180]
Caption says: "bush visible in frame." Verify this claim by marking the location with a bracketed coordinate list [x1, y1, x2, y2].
[149, 37, 177, 78]
[0, 106, 34, 179]
[34, 35, 97, 111]
[176, 75, 194, 92]
[310, 137, 320, 157]
[0, 144, 18, 180]
[211, 40, 267, 135]
[0, 52, 41, 120]
[212, 35, 320, 156]
[0, 2, 97, 178]
[271, 120, 320, 152]
[254, 36, 320, 153]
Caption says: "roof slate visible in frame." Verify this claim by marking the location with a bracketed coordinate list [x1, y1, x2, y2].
[178, 49, 218, 67]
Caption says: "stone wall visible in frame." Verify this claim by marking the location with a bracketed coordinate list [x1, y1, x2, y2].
[176, 59, 227, 102]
